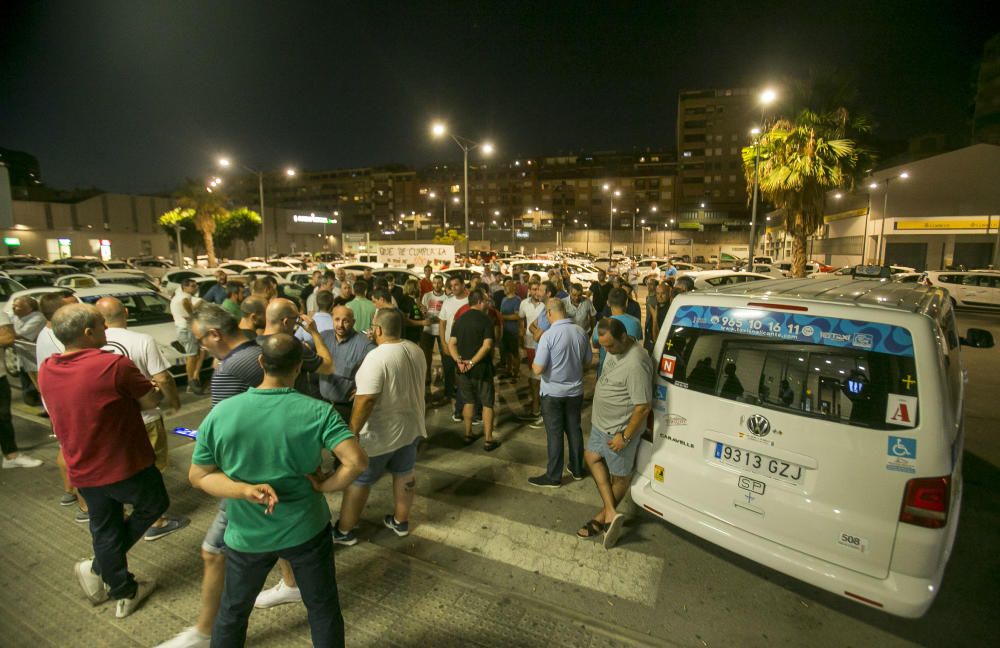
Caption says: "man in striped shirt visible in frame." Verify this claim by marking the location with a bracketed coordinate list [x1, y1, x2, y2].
[157, 304, 264, 648]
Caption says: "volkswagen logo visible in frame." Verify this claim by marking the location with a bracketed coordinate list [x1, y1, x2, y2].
[747, 414, 771, 437]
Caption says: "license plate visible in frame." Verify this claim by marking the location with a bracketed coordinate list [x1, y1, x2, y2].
[713, 442, 804, 485]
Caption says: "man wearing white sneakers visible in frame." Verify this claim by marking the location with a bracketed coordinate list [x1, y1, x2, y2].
[39, 304, 168, 618]
[0, 309, 42, 469]
[332, 308, 426, 545]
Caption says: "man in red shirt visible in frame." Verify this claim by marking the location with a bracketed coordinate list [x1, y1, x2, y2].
[38, 303, 167, 619]
[419, 264, 435, 297]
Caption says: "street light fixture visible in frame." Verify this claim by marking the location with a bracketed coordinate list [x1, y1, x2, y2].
[217, 156, 296, 261]
[603, 185, 621, 261]
[748, 88, 778, 260]
[430, 120, 495, 255]
[869, 171, 910, 265]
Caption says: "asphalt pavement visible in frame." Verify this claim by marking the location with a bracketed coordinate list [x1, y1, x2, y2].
[0, 309, 996, 647]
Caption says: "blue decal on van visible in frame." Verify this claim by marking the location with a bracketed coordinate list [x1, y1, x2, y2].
[673, 306, 914, 357]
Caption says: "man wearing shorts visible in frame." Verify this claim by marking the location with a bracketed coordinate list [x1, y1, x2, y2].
[578, 317, 653, 549]
[170, 278, 205, 394]
[518, 281, 545, 421]
[449, 290, 499, 451]
[332, 308, 427, 545]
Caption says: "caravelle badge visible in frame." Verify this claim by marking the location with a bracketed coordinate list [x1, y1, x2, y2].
[746, 414, 771, 437]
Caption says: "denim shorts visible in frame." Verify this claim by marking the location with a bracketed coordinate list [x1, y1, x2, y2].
[201, 501, 229, 554]
[354, 437, 421, 487]
[176, 327, 200, 356]
[586, 425, 640, 477]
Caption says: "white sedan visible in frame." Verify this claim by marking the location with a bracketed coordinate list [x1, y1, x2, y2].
[680, 270, 777, 290]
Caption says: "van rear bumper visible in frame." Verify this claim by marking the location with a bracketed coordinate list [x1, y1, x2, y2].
[630, 473, 943, 618]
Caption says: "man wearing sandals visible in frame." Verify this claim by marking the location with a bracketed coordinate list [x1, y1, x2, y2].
[331, 308, 427, 545]
[578, 318, 653, 549]
[449, 290, 500, 451]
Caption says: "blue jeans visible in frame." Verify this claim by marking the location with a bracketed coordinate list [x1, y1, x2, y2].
[77, 465, 169, 599]
[541, 394, 585, 481]
[212, 525, 343, 648]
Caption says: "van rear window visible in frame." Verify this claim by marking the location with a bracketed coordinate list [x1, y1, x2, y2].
[662, 306, 919, 430]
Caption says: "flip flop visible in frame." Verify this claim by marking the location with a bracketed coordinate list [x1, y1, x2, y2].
[603, 513, 626, 549]
[463, 435, 477, 446]
[576, 519, 607, 539]
[483, 440, 502, 452]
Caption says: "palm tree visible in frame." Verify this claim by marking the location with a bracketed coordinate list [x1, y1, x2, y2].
[743, 108, 869, 277]
[174, 179, 228, 267]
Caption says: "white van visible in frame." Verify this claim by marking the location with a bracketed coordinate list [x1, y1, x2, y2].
[631, 273, 993, 617]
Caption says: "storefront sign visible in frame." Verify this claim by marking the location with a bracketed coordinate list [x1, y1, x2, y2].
[293, 213, 338, 224]
[3, 237, 20, 246]
[894, 218, 992, 231]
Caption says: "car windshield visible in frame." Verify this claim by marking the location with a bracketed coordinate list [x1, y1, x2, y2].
[13, 274, 54, 288]
[79, 292, 173, 326]
[104, 277, 159, 292]
[0, 279, 27, 301]
[661, 305, 918, 430]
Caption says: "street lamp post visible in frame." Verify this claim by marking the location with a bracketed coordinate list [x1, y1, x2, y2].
[872, 171, 909, 265]
[218, 157, 295, 261]
[748, 88, 777, 260]
[430, 122, 494, 256]
[602, 184, 621, 261]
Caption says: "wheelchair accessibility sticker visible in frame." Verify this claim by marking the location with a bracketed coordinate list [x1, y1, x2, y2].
[886, 436, 917, 474]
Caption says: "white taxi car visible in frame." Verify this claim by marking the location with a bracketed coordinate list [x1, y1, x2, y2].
[923, 270, 1000, 309]
[632, 269, 993, 617]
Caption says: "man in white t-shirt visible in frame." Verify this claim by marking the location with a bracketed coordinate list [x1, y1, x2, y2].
[419, 275, 447, 392]
[438, 277, 471, 421]
[518, 281, 546, 419]
[36, 292, 80, 510]
[170, 278, 205, 394]
[96, 297, 187, 541]
[331, 308, 426, 545]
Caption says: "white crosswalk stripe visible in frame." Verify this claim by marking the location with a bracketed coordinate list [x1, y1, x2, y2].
[355, 486, 664, 606]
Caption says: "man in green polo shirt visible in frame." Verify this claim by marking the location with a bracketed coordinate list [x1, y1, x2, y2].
[189, 334, 367, 647]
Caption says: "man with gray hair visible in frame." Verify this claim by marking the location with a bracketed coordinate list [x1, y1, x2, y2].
[1, 300, 42, 469]
[39, 304, 167, 618]
[96, 296, 185, 541]
[528, 298, 592, 487]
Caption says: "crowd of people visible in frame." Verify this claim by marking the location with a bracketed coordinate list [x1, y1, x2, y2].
[11, 258, 695, 647]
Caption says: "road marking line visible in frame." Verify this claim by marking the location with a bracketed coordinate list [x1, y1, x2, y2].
[358, 491, 662, 606]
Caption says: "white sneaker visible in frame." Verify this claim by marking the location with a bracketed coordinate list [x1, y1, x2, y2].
[74, 558, 108, 604]
[115, 579, 156, 618]
[154, 627, 211, 648]
[254, 578, 302, 608]
[2, 453, 42, 469]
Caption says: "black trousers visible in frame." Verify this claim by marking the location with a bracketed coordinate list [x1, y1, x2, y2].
[0, 376, 18, 455]
[213, 525, 344, 647]
[77, 465, 169, 599]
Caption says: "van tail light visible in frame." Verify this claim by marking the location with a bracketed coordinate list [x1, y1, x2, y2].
[643, 410, 654, 442]
[899, 476, 950, 529]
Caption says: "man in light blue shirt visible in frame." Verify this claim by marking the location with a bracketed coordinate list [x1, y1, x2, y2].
[528, 298, 592, 488]
[592, 288, 641, 376]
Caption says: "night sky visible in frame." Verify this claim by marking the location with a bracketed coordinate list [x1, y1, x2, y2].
[0, 1, 993, 195]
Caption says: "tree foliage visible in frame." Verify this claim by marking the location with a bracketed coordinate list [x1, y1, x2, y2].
[742, 73, 874, 277]
[158, 207, 202, 251]
[173, 179, 228, 267]
[432, 228, 467, 245]
[216, 207, 262, 256]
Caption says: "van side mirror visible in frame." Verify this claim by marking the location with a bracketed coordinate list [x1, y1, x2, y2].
[960, 328, 995, 349]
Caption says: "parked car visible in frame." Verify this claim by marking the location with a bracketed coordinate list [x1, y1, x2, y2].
[1, 269, 56, 288]
[131, 258, 175, 280]
[0, 277, 27, 303]
[161, 268, 233, 296]
[681, 270, 776, 290]
[923, 270, 1000, 308]
[635, 275, 992, 617]
[62, 257, 111, 273]
[27, 263, 87, 277]
[92, 271, 161, 293]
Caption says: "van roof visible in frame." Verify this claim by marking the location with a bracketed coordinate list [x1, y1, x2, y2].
[696, 277, 946, 315]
